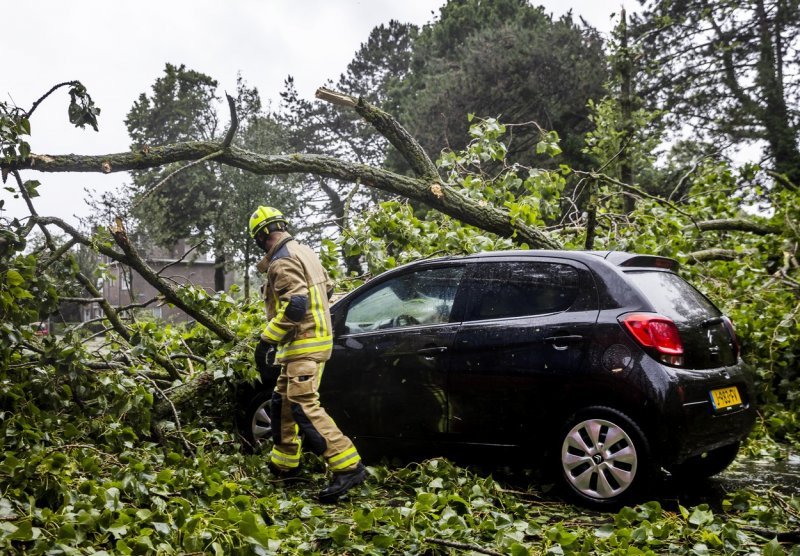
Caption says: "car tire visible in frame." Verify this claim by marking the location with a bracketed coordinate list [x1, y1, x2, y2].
[238, 390, 273, 452]
[558, 406, 653, 507]
[667, 442, 740, 481]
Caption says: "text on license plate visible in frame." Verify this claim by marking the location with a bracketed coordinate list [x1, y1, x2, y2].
[710, 386, 742, 409]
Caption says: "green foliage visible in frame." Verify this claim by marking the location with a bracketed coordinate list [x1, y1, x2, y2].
[3, 33, 800, 554]
[0, 102, 31, 164]
[1, 81, 99, 168]
[66, 82, 101, 132]
[387, 0, 607, 172]
[335, 116, 568, 282]
[633, 0, 800, 184]
[125, 64, 224, 247]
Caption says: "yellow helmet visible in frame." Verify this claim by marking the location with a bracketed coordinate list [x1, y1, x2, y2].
[249, 206, 288, 238]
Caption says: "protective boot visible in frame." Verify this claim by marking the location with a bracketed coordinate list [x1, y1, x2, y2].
[318, 463, 367, 503]
[268, 462, 300, 481]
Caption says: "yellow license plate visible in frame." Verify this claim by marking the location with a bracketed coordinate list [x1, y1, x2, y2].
[710, 386, 742, 410]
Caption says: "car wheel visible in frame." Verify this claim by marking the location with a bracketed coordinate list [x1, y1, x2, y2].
[668, 442, 740, 481]
[558, 406, 652, 507]
[239, 390, 273, 451]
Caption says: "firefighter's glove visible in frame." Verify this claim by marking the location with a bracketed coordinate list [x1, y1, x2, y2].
[254, 338, 276, 373]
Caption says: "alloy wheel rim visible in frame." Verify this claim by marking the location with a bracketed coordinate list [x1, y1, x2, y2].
[251, 401, 272, 441]
[561, 417, 638, 499]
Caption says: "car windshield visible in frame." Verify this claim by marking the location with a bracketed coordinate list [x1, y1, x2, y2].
[625, 271, 720, 323]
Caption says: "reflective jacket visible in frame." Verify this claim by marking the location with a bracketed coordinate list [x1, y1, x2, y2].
[256, 234, 334, 363]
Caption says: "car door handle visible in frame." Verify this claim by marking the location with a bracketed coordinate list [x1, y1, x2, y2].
[417, 346, 448, 356]
[544, 335, 583, 350]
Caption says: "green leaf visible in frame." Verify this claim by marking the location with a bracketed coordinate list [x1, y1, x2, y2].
[595, 524, 615, 538]
[152, 522, 171, 536]
[762, 538, 785, 556]
[372, 534, 394, 549]
[5, 270, 23, 286]
[330, 523, 350, 546]
[510, 543, 530, 556]
[688, 507, 714, 527]
[6, 520, 40, 541]
[106, 522, 129, 538]
[24, 180, 40, 198]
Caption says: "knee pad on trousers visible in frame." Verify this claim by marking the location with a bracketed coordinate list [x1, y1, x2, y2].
[270, 391, 282, 445]
[291, 403, 327, 456]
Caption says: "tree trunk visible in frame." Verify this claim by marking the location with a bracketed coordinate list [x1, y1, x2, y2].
[618, 8, 637, 214]
[214, 250, 226, 292]
[319, 178, 362, 275]
[755, 0, 800, 184]
[243, 239, 251, 300]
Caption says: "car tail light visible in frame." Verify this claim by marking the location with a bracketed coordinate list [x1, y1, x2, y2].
[620, 313, 684, 365]
[721, 315, 740, 360]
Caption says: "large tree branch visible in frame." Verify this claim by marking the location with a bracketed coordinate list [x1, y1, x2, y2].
[10, 141, 561, 250]
[33, 216, 236, 343]
[14, 172, 185, 379]
[110, 217, 237, 343]
[687, 248, 758, 263]
[315, 87, 439, 180]
[683, 218, 781, 235]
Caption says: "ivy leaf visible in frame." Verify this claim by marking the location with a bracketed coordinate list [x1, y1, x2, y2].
[510, 543, 531, 556]
[330, 524, 350, 546]
[761, 538, 785, 556]
[688, 507, 714, 527]
[106, 522, 129, 539]
[152, 522, 171, 536]
[6, 520, 40, 541]
[372, 534, 394, 549]
[595, 524, 615, 538]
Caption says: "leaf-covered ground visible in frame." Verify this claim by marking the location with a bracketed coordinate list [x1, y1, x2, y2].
[2, 421, 798, 555]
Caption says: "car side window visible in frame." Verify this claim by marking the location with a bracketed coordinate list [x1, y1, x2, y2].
[344, 266, 465, 333]
[465, 261, 579, 321]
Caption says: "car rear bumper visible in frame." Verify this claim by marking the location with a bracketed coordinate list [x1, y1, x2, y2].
[658, 362, 757, 465]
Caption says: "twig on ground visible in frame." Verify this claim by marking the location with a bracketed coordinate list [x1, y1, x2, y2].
[425, 538, 505, 556]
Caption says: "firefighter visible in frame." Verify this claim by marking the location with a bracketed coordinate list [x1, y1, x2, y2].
[249, 205, 366, 503]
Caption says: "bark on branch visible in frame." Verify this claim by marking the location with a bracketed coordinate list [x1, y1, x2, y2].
[683, 218, 781, 235]
[11, 141, 561, 250]
[33, 216, 236, 343]
[111, 217, 236, 343]
[316, 86, 439, 180]
[687, 248, 758, 263]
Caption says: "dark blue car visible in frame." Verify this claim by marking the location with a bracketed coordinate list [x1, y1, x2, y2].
[240, 250, 756, 507]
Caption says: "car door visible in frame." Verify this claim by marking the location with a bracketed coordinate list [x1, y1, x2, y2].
[320, 264, 467, 442]
[447, 258, 599, 444]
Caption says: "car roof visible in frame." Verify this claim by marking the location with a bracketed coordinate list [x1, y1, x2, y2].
[332, 250, 680, 313]
[402, 250, 679, 271]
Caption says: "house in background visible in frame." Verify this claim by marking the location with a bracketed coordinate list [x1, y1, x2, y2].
[103, 239, 229, 323]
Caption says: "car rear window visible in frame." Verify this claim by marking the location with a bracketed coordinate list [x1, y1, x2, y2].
[624, 271, 720, 323]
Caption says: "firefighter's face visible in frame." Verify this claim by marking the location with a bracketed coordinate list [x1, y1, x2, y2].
[255, 229, 279, 253]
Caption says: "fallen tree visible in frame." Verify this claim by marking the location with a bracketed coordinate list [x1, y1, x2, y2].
[2, 81, 794, 436]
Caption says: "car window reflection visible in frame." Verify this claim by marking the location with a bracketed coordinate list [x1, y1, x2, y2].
[465, 262, 579, 321]
[345, 267, 464, 333]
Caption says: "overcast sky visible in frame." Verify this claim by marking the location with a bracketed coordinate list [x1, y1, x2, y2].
[3, 0, 635, 227]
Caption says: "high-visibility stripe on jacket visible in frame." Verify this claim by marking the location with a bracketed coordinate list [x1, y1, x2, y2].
[257, 235, 334, 363]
